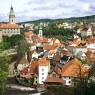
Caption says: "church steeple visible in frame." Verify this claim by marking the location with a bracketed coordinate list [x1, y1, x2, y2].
[9, 5, 15, 24]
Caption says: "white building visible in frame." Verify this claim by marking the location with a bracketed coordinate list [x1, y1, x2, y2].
[38, 57, 50, 84]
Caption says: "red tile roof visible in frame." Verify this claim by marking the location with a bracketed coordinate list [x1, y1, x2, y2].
[86, 51, 93, 57]
[45, 77, 65, 83]
[44, 45, 57, 50]
[61, 58, 88, 78]
[61, 50, 72, 56]
[42, 38, 48, 43]
[29, 60, 38, 73]
[86, 37, 95, 43]
[38, 57, 49, 66]
[0, 24, 20, 29]
[20, 67, 28, 73]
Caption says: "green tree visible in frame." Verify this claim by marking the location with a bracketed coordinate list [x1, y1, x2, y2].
[3, 35, 24, 49]
[0, 54, 10, 94]
[16, 39, 29, 66]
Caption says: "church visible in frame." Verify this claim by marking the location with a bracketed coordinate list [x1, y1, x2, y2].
[0, 5, 20, 37]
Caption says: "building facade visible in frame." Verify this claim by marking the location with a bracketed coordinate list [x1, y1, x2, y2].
[0, 5, 20, 36]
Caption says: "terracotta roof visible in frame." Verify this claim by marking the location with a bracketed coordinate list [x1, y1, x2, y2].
[52, 54, 61, 62]
[68, 46, 87, 48]
[68, 39, 81, 46]
[38, 57, 49, 66]
[20, 67, 28, 73]
[54, 66, 62, 75]
[29, 60, 38, 73]
[86, 37, 95, 43]
[45, 77, 64, 83]
[86, 58, 95, 65]
[89, 53, 95, 59]
[0, 24, 20, 29]
[19, 57, 29, 64]
[61, 50, 72, 56]
[44, 45, 57, 50]
[48, 50, 57, 54]
[42, 38, 48, 43]
[61, 58, 88, 78]
[85, 51, 93, 57]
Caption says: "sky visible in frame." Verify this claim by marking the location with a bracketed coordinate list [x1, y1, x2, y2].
[0, 0, 95, 22]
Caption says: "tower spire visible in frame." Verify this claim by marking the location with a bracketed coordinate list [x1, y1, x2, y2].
[9, 4, 15, 24]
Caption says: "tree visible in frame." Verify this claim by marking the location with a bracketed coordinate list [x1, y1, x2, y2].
[16, 39, 29, 66]
[3, 35, 25, 49]
[0, 54, 10, 94]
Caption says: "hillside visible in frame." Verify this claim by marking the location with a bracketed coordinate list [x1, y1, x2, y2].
[1, 15, 95, 24]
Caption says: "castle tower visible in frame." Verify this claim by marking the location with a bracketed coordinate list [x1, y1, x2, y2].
[38, 26, 43, 38]
[9, 5, 15, 24]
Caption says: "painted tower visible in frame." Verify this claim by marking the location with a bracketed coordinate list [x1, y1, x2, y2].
[9, 5, 15, 24]
[38, 26, 43, 38]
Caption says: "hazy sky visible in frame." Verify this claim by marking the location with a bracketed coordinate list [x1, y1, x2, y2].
[0, 0, 95, 22]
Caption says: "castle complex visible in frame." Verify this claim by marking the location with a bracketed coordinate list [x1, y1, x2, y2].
[0, 5, 20, 40]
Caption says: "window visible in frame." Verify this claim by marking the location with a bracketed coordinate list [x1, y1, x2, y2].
[42, 77, 44, 79]
[42, 69, 44, 71]
[68, 81, 70, 84]
[42, 73, 44, 75]
[52, 73, 56, 77]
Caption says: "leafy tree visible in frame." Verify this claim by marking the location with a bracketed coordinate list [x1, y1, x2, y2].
[0, 54, 10, 94]
[16, 39, 29, 66]
[16, 39, 29, 55]
[20, 27, 29, 35]
[3, 35, 24, 49]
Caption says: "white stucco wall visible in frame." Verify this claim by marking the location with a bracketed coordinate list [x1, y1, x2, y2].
[17, 64, 29, 71]
[38, 66, 49, 84]
[32, 52, 38, 59]
[62, 77, 73, 85]
[2, 28, 20, 36]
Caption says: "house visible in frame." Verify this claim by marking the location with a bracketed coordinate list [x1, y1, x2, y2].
[17, 57, 29, 71]
[67, 46, 87, 56]
[86, 37, 95, 49]
[31, 51, 39, 59]
[45, 71, 65, 85]
[44, 45, 58, 59]
[20, 60, 38, 79]
[81, 27, 93, 37]
[38, 57, 50, 84]
[25, 31, 34, 43]
[19, 56, 50, 85]
[61, 58, 88, 85]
